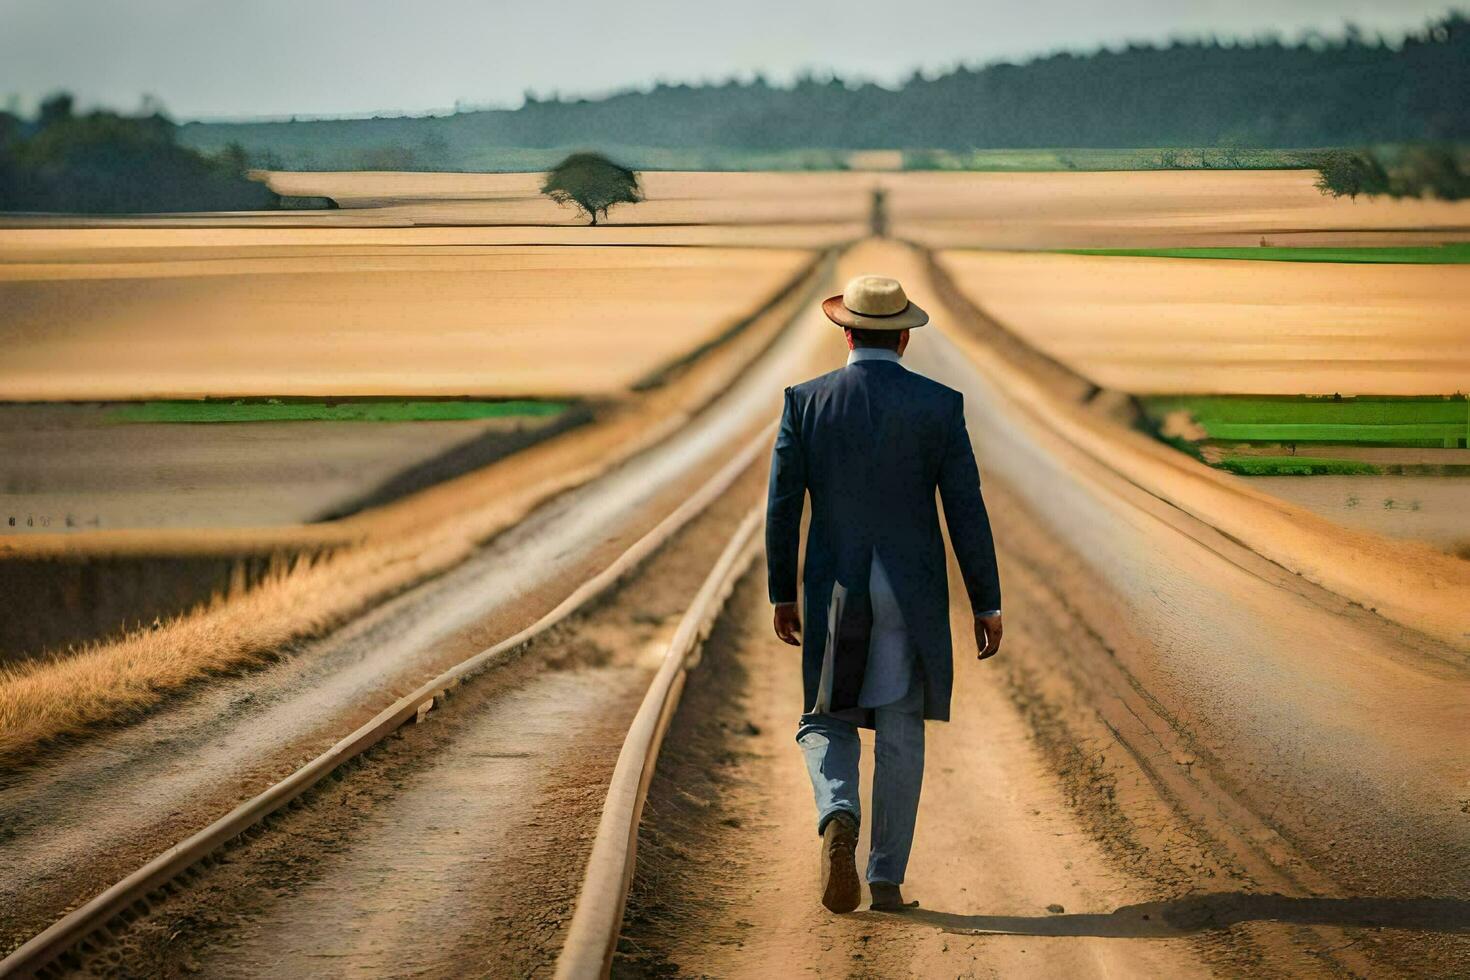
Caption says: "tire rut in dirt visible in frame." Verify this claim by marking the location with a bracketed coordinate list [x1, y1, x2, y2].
[613, 570, 769, 978]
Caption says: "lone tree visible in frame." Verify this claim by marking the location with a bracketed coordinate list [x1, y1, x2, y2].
[1312, 149, 1389, 200]
[540, 152, 642, 225]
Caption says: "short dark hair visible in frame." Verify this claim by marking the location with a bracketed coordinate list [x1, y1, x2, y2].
[847, 327, 903, 350]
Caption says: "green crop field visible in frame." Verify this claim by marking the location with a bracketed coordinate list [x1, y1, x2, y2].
[1058, 244, 1470, 264]
[1143, 395, 1469, 447]
[108, 399, 569, 424]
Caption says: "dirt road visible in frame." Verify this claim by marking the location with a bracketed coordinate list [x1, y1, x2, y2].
[618, 241, 1469, 978]
[622, 571, 1218, 977]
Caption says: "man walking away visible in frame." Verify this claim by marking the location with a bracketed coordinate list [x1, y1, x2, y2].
[766, 275, 1003, 913]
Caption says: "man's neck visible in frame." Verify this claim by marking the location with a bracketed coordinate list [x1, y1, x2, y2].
[846, 346, 902, 365]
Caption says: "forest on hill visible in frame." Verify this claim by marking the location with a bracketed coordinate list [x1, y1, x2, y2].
[179, 14, 1469, 171]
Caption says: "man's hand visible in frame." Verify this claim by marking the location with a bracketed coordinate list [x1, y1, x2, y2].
[773, 602, 802, 646]
[975, 612, 1003, 660]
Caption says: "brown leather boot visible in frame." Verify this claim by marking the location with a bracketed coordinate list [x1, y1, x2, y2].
[819, 812, 860, 913]
[869, 881, 919, 912]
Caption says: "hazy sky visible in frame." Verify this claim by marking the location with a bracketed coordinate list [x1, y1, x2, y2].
[2, 0, 1459, 120]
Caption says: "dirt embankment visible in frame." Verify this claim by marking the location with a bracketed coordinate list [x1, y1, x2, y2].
[0, 406, 585, 663]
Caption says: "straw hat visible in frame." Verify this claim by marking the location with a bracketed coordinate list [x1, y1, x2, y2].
[821, 275, 929, 331]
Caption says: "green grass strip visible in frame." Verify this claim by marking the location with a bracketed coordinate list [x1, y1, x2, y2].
[1055, 243, 1470, 264]
[109, 399, 568, 424]
[1201, 422, 1463, 443]
[1140, 395, 1469, 446]
[1215, 455, 1381, 476]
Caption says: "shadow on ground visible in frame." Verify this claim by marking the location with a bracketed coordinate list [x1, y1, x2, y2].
[889, 893, 1470, 937]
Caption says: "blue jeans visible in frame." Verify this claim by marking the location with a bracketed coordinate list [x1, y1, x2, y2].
[795, 685, 925, 885]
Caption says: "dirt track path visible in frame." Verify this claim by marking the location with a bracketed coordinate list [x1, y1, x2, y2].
[621, 527, 1463, 978]
[619, 240, 1469, 978]
[620, 570, 1211, 978]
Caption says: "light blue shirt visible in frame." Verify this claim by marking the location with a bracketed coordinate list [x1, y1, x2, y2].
[844, 346, 999, 710]
[846, 348, 912, 708]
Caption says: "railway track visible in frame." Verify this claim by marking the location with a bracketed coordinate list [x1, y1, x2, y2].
[0, 427, 770, 979]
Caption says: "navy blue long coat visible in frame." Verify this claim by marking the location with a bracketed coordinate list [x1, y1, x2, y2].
[765, 357, 1001, 724]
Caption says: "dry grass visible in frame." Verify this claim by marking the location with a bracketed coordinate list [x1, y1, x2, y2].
[0, 542, 432, 762]
[0, 250, 830, 768]
[0, 456, 565, 765]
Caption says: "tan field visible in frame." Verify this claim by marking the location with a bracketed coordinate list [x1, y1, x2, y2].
[889, 169, 1470, 249]
[0, 245, 813, 400]
[937, 250, 1470, 395]
[262, 169, 877, 226]
[14, 169, 1470, 254]
[0, 220, 865, 254]
[268, 169, 1470, 250]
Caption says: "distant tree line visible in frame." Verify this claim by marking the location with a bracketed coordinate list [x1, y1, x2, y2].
[0, 94, 279, 213]
[180, 12, 1469, 170]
